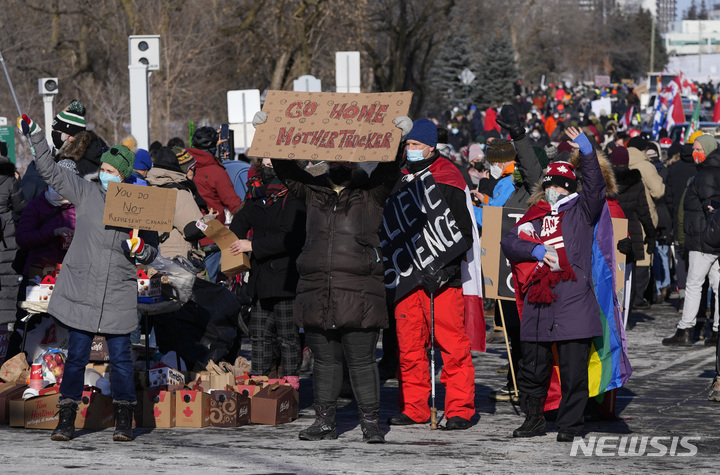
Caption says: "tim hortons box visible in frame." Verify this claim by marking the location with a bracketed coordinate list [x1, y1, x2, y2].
[89, 336, 110, 362]
[175, 390, 210, 428]
[209, 390, 250, 427]
[22, 392, 60, 430]
[76, 389, 114, 429]
[148, 363, 185, 388]
[0, 383, 28, 424]
[137, 269, 162, 298]
[25, 276, 56, 302]
[143, 389, 176, 428]
[250, 383, 297, 425]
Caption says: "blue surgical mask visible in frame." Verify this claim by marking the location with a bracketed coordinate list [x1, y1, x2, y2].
[406, 148, 426, 162]
[99, 171, 122, 191]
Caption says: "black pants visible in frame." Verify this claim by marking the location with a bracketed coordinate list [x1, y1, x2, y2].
[632, 265, 651, 306]
[305, 328, 380, 410]
[519, 339, 591, 433]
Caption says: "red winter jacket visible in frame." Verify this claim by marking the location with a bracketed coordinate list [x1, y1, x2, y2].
[188, 148, 243, 247]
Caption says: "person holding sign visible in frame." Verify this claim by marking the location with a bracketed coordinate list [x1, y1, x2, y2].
[255, 110, 411, 444]
[18, 115, 159, 443]
[500, 126, 606, 442]
[388, 119, 477, 431]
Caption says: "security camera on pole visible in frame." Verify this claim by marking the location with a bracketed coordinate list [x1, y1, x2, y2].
[39, 77, 58, 147]
[128, 35, 160, 150]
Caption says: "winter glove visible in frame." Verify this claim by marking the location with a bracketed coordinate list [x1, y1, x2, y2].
[495, 105, 525, 141]
[421, 272, 445, 294]
[394, 116, 413, 138]
[531, 244, 546, 261]
[252, 111, 268, 129]
[17, 114, 41, 136]
[645, 236, 656, 257]
[616, 237, 635, 261]
[122, 231, 145, 257]
[572, 132, 593, 155]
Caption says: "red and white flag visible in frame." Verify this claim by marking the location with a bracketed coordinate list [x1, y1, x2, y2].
[665, 93, 685, 132]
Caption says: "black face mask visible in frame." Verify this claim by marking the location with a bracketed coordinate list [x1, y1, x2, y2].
[473, 162, 485, 172]
[261, 166, 276, 184]
[52, 130, 65, 150]
[328, 167, 353, 186]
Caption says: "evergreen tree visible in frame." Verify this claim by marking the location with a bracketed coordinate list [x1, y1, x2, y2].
[427, 24, 477, 110]
[472, 31, 519, 109]
[686, 0, 698, 19]
[699, 0, 709, 19]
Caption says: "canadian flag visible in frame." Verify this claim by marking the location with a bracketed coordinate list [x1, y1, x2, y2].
[665, 93, 685, 132]
[618, 106, 634, 130]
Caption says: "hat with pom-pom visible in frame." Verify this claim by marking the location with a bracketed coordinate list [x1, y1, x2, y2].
[52, 100, 86, 136]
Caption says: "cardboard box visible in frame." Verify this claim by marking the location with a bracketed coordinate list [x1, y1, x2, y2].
[250, 384, 297, 425]
[234, 384, 261, 398]
[137, 269, 162, 298]
[175, 390, 210, 428]
[143, 390, 176, 428]
[90, 336, 110, 362]
[148, 363, 185, 388]
[25, 275, 56, 302]
[198, 219, 251, 277]
[0, 383, 28, 424]
[9, 398, 26, 427]
[76, 389, 114, 429]
[23, 392, 60, 429]
[209, 390, 250, 427]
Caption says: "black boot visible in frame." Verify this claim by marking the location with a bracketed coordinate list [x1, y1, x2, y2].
[298, 404, 337, 441]
[113, 401, 134, 442]
[705, 331, 718, 346]
[513, 396, 546, 438]
[662, 328, 693, 346]
[358, 405, 385, 444]
[51, 400, 78, 441]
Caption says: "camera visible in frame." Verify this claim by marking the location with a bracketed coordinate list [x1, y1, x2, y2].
[39, 78, 59, 95]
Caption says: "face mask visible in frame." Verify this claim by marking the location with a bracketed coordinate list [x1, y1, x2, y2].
[406, 147, 426, 162]
[693, 151, 706, 164]
[99, 171, 122, 191]
[488, 163, 502, 180]
[52, 130, 66, 149]
[545, 188, 567, 206]
[328, 166, 353, 185]
[472, 162, 485, 172]
[451, 128, 459, 135]
[45, 186, 68, 205]
[553, 113, 559, 119]
[531, 131, 541, 139]
[261, 166, 276, 184]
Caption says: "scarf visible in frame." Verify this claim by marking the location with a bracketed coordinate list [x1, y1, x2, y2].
[515, 200, 576, 304]
[244, 174, 287, 207]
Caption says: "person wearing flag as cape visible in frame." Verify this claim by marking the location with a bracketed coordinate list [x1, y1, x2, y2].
[500, 126, 606, 442]
[387, 119, 477, 431]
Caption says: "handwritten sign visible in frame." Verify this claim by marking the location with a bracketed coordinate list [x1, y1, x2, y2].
[249, 90, 412, 162]
[481, 206, 527, 300]
[103, 182, 177, 233]
[380, 172, 467, 303]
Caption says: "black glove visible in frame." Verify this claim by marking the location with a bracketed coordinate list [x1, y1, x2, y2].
[420, 272, 444, 294]
[495, 105, 526, 141]
[644, 236, 656, 257]
[616, 237, 635, 261]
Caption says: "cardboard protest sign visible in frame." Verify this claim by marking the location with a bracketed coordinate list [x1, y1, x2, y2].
[103, 182, 177, 233]
[380, 171, 467, 303]
[481, 206, 527, 300]
[197, 219, 251, 277]
[249, 90, 412, 162]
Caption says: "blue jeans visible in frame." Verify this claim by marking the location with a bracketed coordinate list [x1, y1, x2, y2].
[654, 243, 671, 292]
[59, 328, 136, 403]
[204, 248, 221, 283]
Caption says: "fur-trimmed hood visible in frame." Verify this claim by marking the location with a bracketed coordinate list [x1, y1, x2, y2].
[526, 149, 616, 207]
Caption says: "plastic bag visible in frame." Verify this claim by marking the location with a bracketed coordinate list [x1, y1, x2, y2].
[146, 255, 200, 303]
[23, 317, 69, 362]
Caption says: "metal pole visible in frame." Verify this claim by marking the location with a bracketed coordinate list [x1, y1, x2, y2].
[498, 302, 519, 400]
[0, 50, 23, 117]
[430, 292, 437, 430]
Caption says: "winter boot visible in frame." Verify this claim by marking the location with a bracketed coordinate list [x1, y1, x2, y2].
[706, 331, 719, 347]
[298, 404, 337, 441]
[662, 328, 693, 346]
[113, 401, 135, 442]
[358, 405, 385, 443]
[513, 396, 546, 438]
[51, 400, 78, 441]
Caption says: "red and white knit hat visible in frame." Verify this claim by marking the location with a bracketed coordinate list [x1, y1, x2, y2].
[542, 161, 577, 193]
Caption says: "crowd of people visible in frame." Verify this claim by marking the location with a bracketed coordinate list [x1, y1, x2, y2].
[3, 78, 720, 444]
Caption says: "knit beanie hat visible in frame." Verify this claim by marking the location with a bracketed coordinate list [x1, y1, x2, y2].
[542, 161, 577, 193]
[52, 100, 86, 136]
[544, 143, 558, 161]
[121, 135, 138, 152]
[687, 130, 703, 144]
[627, 136, 648, 151]
[174, 147, 196, 173]
[532, 146, 550, 169]
[468, 143, 484, 161]
[695, 134, 718, 155]
[101, 145, 135, 179]
[557, 141, 574, 154]
[153, 147, 184, 174]
[133, 148, 153, 171]
[485, 139, 516, 163]
[610, 146, 630, 166]
[406, 119, 438, 147]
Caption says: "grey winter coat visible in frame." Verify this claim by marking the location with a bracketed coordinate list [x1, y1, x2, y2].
[30, 132, 158, 334]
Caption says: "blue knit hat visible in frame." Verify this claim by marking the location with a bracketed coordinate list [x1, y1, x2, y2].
[133, 148, 153, 171]
[406, 119, 438, 147]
